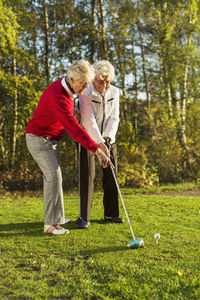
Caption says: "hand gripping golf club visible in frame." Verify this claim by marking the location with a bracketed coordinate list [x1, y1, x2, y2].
[110, 165, 144, 249]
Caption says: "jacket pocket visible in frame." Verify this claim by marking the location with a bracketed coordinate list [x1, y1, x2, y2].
[92, 100, 101, 104]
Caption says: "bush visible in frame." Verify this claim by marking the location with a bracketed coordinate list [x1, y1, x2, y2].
[0, 167, 42, 191]
[117, 119, 159, 188]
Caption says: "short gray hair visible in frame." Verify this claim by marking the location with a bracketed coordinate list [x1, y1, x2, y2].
[67, 60, 95, 82]
[93, 60, 115, 81]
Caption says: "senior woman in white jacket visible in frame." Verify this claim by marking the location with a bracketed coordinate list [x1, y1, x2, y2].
[76, 60, 123, 229]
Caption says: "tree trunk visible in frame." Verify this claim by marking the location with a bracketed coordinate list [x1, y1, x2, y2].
[131, 39, 138, 134]
[53, 6, 58, 79]
[97, 0, 107, 59]
[43, 0, 50, 84]
[11, 54, 18, 169]
[177, 48, 191, 169]
[0, 114, 7, 168]
[160, 61, 173, 118]
[156, 3, 174, 118]
[90, 0, 96, 63]
[137, 20, 150, 108]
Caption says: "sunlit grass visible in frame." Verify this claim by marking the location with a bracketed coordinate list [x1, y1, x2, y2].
[0, 191, 199, 299]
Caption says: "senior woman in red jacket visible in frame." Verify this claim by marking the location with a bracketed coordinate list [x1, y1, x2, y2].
[26, 60, 112, 235]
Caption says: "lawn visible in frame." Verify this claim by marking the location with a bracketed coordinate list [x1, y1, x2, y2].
[0, 190, 199, 299]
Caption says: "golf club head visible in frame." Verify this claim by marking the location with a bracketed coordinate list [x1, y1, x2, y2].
[127, 239, 144, 249]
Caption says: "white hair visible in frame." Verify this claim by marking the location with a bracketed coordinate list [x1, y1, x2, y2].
[67, 60, 95, 82]
[93, 60, 115, 81]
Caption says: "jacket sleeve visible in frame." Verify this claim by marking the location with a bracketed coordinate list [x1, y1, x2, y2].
[103, 88, 120, 142]
[53, 95, 99, 153]
[80, 94, 105, 144]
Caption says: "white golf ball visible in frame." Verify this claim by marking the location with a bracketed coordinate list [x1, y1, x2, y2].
[154, 233, 160, 239]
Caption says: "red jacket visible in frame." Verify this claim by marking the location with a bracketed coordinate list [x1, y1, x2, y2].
[26, 79, 99, 153]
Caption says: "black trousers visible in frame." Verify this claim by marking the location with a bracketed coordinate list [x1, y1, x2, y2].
[79, 143, 119, 221]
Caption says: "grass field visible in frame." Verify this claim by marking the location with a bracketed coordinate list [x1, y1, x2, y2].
[0, 189, 200, 299]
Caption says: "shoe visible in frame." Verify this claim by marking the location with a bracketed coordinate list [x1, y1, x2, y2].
[65, 218, 72, 224]
[75, 218, 90, 229]
[44, 225, 69, 235]
[104, 216, 124, 223]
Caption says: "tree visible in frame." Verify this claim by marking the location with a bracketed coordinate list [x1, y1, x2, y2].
[1, 0, 200, 189]
[0, 0, 20, 169]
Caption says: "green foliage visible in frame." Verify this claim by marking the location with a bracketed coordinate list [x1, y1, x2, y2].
[118, 164, 159, 188]
[145, 104, 200, 183]
[0, 192, 199, 298]
[186, 101, 200, 158]
[0, 164, 42, 191]
[145, 106, 183, 182]
[60, 135, 79, 190]
[117, 119, 159, 187]
[1, 0, 200, 190]
[0, 0, 19, 56]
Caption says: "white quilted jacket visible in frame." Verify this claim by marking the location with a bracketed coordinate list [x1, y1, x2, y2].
[79, 83, 120, 144]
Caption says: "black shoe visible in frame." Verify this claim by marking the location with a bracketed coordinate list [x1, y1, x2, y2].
[104, 216, 124, 223]
[75, 218, 90, 229]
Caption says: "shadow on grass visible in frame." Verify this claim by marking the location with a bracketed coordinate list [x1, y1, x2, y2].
[90, 219, 108, 224]
[90, 219, 126, 225]
[65, 219, 112, 230]
[0, 219, 125, 238]
[0, 222, 44, 236]
[0, 221, 101, 236]
[79, 245, 129, 255]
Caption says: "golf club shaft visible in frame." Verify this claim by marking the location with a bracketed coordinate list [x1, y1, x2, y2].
[110, 167, 136, 241]
[78, 143, 81, 217]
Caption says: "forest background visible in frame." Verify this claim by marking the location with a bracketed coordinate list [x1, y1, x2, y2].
[1, 0, 200, 192]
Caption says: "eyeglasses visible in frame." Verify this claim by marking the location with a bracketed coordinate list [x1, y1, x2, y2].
[79, 81, 89, 88]
[94, 79, 111, 86]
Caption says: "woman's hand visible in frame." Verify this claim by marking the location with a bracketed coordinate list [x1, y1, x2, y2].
[95, 148, 114, 169]
[98, 142, 110, 157]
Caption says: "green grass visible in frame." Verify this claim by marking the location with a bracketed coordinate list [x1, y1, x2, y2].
[0, 182, 199, 200]
[0, 191, 200, 299]
[121, 182, 200, 195]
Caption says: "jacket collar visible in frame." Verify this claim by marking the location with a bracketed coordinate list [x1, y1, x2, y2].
[61, 77, 77, 99]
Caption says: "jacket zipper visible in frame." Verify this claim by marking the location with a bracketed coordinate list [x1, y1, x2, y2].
[101, 95, 105, 134]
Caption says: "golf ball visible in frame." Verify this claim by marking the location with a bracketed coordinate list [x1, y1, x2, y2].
[154, 233, 160, 239]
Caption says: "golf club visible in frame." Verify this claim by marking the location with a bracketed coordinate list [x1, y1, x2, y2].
[109, 163, 144, 249]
